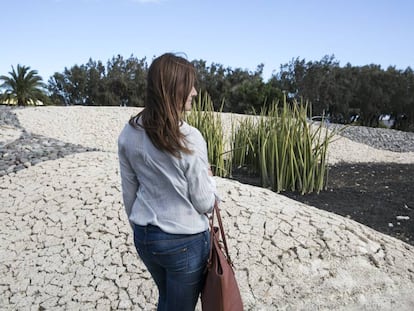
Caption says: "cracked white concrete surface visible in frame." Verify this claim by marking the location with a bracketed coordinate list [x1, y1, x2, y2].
[1, 107, 414, 310]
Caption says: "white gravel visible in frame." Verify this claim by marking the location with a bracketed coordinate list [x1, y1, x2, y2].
[1, 106, 413, 310]
[14, 106, 414, 164]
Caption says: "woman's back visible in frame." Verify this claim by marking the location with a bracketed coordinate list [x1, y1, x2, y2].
[118, 116, 216, 234]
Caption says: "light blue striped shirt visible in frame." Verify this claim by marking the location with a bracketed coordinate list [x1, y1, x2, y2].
[118, 117, 217, 234]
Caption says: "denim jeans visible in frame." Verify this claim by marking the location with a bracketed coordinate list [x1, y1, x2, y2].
[133, 224, 210, 311]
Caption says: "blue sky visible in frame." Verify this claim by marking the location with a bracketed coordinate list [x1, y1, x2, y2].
[1, 0, 413, 82]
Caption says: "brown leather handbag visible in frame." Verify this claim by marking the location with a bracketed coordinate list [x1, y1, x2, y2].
[201, 202, 243, 311]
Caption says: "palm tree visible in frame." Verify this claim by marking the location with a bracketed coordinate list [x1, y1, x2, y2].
[0, 64, 47, 106]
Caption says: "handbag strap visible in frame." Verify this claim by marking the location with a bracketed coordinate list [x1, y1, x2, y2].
[207, 201, 233, 266]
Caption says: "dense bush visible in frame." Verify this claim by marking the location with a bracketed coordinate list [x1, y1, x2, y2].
[186, 93, 337, 194]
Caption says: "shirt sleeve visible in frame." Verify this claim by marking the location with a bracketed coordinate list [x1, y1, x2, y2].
[184, 130, 217, 214]
[118, 140, 139, 227]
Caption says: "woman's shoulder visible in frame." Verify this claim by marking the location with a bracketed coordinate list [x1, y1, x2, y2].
[181, 121, 204, 143]
[119, 119, 143, 143]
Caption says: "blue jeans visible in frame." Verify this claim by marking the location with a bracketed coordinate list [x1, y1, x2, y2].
[133, 224, 210, 311]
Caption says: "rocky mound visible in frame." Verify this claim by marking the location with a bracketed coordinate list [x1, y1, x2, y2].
[1, 106, 414, 310]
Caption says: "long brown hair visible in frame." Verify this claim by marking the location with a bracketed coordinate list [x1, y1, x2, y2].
[130, 53, 195, 158]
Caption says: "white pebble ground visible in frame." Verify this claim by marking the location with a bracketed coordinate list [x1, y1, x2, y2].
[1, 106, 414, 310]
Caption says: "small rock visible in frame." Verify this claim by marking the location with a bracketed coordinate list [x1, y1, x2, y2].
[396, 216, 410, 220]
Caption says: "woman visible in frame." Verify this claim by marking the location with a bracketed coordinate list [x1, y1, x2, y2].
[118, 53, 217, 311]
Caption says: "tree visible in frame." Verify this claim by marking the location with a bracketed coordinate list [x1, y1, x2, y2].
[48, 65, 89, 105]
[351, 65, 388, 127]
[48, 55, 148, 106]
[48, 72, 68, 105]
[193, 60, 282, 113]
[0, 64, 47, 106]
[274, 57, 307, 101]
[85, 58, 106, 106]
[104, 55, 147, 106]
[192, 60, 228, 110]
[225, 64, 277, 113]
[396, 67, 414, 131]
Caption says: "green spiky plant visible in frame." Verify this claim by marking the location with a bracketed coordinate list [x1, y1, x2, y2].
[185, 92, 231, 177]
[186, 91, 337, 194]
[232, 97, 337, 194]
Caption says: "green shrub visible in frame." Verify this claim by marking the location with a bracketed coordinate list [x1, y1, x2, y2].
[232, 98, 336, 194]
[187, 92, 337, 194]
[185, 92, 231, 177]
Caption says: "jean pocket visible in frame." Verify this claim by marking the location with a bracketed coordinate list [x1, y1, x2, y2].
[151, 243, 188, 273]
[151, 245, 188, 256]
[183, 232, 210, 273]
